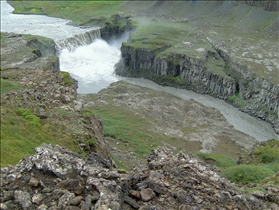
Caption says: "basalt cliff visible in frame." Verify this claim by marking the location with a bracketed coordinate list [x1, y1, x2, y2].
[1, 1, 279, 209]
[115, 0, 279, 134]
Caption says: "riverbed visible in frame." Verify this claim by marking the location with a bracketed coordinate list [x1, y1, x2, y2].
[1, 0, 278, 141]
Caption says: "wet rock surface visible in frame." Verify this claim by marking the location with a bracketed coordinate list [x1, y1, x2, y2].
[1, 144, 278, 209]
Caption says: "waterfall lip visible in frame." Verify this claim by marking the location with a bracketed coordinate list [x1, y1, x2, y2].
[1, 0, 100, 50]
[55, 28, 101, 52]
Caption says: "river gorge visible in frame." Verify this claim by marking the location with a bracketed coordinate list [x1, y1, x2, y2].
[1, 0, 278, 143]
[1, 1, 279, 209]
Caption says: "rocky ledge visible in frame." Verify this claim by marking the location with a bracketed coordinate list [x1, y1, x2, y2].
[116, 36, 279, 134]
[1, 144, 279, 210]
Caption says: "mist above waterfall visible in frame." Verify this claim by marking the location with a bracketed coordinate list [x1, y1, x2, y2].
[60, 32, 129, 93]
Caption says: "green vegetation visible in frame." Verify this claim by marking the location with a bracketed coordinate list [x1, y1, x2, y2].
[59, 71, 75, 86]
[0, 79, 23, 93]
[84, 105, 157, 156]
[0, 74, 87, 167]
[9, 0, 122, 26]
[196, 139, 279, 185]
[0, 104, 81, 167]
[221, 165, 274, 183]
[80, 102, 201, 158]
[227, 94, 245, 108]
[218, 139, 279, 184]
[112, 157, 128, 171]
[196, 152, 237, 168]
[17, 108, 41, 127]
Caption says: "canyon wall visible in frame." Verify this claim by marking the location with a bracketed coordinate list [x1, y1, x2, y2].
[116, 44, 279, 134]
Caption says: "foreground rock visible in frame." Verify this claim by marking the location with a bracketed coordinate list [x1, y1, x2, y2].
[1, 144, 278, 210]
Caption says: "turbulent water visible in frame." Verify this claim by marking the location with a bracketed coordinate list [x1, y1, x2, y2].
[1, 0, 278, 141]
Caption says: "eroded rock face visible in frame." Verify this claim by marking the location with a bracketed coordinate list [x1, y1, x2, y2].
[116, 39, 279, 134]
[1, 32, 59, 71]
[1, 144, 278, 209]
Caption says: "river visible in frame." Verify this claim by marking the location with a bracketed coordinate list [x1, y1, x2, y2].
[1, 0, 278, 141]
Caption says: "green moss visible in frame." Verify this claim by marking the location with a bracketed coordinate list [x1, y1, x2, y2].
[0, 79, 23, 93]
[240, 186, 267, 194]
[196, 152, 237, 168]
[228, 95, 245, 108]
[17, 108, 41, 127]
[112, 157, 128, 171]
[59, 71, 74, 86]
[222, 164, 274, 183]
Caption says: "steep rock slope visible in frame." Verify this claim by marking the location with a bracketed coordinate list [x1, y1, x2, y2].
[115, 0, 279, 133]
[1, 144, 278, 210]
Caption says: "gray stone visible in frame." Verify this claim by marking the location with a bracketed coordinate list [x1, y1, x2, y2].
[130, 190, 141, 199]
[80, 195, 92, 210]
[70, 196, 84, 206]
[14, 190, 32, 209]
[140, 188, 156, 202]
[0, 203, 7, 210]
[32, 193, 44, 205]
[1, 191, 13, 202]
[37, 204, 48, 210]
[57, 179, 80, 190]
[29, 177, 39, 187]
[65, 206, 81, 210]
[58, 191, 75, 207]
[124, 196, 140, 209]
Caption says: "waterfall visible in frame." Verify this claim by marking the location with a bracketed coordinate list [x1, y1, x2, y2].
[55, 29, 101, 52]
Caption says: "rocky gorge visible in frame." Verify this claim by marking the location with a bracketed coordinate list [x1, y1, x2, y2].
[1, 1, 279, 209]
[116, 30, 279, 135]
[1, 29, 279, 209]
[114, 0, 279, 134]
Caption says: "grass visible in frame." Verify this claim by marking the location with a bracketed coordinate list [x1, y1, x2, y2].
[81, 102, 201, 159]
[0, 104, 82, 167]
[17, 108, 41, 127]
[220, 139, 279, 184]
[85, 105, 157, 157]
[227, 95, 245, 108]
[127, 17, 211, 59]
[0, 79, 23, 93]
[196, 139, 279, 185]
[196, 152, 237, 168]
[221, 164, 274, 183]
[0, 76, 88, 167]
[59, 71, 75, 86]
[8, 0, 122, 26]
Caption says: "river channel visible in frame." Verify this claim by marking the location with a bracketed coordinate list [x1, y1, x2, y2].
[1, 0, 278, 141]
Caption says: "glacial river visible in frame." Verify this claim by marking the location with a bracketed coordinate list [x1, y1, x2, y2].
[1, 0, 278, 141]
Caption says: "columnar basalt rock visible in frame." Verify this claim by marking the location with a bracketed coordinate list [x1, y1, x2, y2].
[116, 45, 237, 99]
[116, 43, 279, 134]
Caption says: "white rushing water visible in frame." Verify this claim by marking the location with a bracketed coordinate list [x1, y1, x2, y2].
[1, 0, 278, 141]
[0, 1, 98, 44]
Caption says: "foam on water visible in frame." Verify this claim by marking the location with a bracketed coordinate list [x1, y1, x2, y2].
[60, 39, 121, 90]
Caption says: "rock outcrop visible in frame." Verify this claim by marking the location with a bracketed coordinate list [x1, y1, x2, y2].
[1, 144, 278, 210]
[116, 41, 279, 134]
[209, 39, 279, 134]
[237, 0, 279, 11]
[1, 33, 59, 71]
